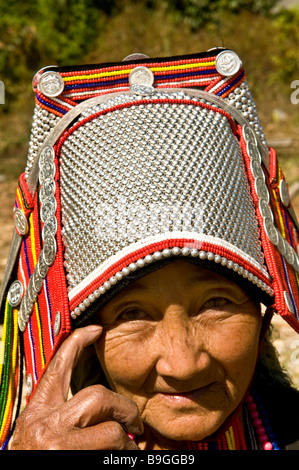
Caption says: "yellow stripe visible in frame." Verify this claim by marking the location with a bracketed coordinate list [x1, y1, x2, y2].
[28, 213, 45, 369]
[0, 309, 19, 441]
[16, 187, 25, 213]
[272, 189, 286, 238]
[63, 60, 216, 82]
[225, 426, 236, 450]
[0, 299, 9, 378]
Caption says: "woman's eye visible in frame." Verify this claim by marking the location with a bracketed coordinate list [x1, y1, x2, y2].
[118, 309, 150, 321]
[203, 298, 231, 309]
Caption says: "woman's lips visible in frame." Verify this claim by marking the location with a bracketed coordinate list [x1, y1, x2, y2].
[156, 384, 214, 403]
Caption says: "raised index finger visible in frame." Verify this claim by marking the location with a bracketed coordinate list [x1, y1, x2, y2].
[33, 325, 103, 406]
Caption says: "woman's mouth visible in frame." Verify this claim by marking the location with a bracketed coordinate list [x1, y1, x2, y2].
[156, 384, 215, 403]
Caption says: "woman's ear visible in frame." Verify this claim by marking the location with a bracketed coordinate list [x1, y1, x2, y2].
[70, 344, 105, 395]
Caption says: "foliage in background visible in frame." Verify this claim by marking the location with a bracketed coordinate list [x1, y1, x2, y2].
[147, 0, 280, 28]
[270, 7, 299, 86]
[0, 0, 298, 180]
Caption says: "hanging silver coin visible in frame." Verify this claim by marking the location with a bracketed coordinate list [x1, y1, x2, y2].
[42, 215, 57, 240]
[39, 146, 55, 170]
[255, 178, 269, 203]
[242, 124, 257, 146]
[43, 235, 57, 266]
[37, 251, 49, 278]
[14, 208, 29, 236]
[41, 197, 57, 223]
[32, 266, 44, 294]
[264, 218, 279, 246]
[40, 178, 56, 202]
[8, 280, 24, 307]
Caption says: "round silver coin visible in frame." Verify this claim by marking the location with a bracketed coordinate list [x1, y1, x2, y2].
[39, 161, 56, 185]
[255, 178, 269, 203]
[23, 291, 34, 318]
[39, 146, 55, 170]
[130, 84, 155, 96]
[42, 215, 57, 241]
[264, 218, 279, 246]
[18, 305, 27, 331]
[242, 124, 257, 146]
[14, 208, 28, 235]
[38, 71, 65, 98]
[246, 141, 262, 163]
[40, 178, 56, 202]
[277, 230, 286, 257]
[129, 66, 154, 86]
[8, 280, 24, 307]
[123, 53, 150, 61]
[37, 251, 49, 278]
[251, 160, 265, 181]
[43, 235, 57, 266]
[27, 275, 38, 303]
[19, 299, 28, 323]
[215, 50, 242, 77]
[279, 179, 290, 207]
[32, 265, 44, 294]
[284, 239, 294, 266]
[41, 196, 57, 223]
[293, 252, 299, 273]
[284, 290, 295, 314]
[259, 199, 273, 222]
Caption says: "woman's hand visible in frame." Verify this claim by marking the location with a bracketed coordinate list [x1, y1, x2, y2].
[11, 325, 143, 450]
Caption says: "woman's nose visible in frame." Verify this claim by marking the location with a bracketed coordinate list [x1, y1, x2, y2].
[154, 309, 212, 381]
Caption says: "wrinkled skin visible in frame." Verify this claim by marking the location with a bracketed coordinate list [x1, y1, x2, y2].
[11, 261, 262, 450]
[11, 326, 143, 450]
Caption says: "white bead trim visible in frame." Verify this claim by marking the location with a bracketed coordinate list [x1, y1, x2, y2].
[70, 245, 274, 320]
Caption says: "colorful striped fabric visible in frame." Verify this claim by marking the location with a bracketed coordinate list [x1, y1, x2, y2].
[35, 53, 246, 117]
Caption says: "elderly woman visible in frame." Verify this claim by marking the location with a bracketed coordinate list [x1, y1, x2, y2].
[0, 49, 298, 451]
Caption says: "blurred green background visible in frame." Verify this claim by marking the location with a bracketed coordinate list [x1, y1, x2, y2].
[0, 0, 298, 182]
[0, 0, 298, 385]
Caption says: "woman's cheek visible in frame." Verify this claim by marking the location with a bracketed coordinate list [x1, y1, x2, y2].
[95, 327, 153, 384]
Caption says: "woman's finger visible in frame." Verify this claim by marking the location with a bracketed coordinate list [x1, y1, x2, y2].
[33, 325, 103, 405]
[61, 384, 143, 435]
[43, 421, 139, 450]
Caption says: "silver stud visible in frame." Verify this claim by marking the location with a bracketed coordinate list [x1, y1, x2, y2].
[14, 208, 29, 235]
[8, 280, 24, 307]
[279, 180, 290, 207]
[38, 71, 64, 98]
[54, 311, 61, 336]
[284, 291, 295, 315]
[215, 50, 242, 77]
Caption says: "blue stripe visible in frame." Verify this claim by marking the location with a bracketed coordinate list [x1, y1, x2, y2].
[217, 70, 245, 96]
[64, 68, 217, 91]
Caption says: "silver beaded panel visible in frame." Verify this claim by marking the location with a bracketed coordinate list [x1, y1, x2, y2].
[25, 104, 59, 177]
[226, 80, 267, 148]
[59, 90, 267, 291]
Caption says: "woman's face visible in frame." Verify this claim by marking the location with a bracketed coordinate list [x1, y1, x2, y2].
[94, 260, 262, 446]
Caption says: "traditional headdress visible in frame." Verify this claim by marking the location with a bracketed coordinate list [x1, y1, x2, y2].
[1, 49, 299, 448]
